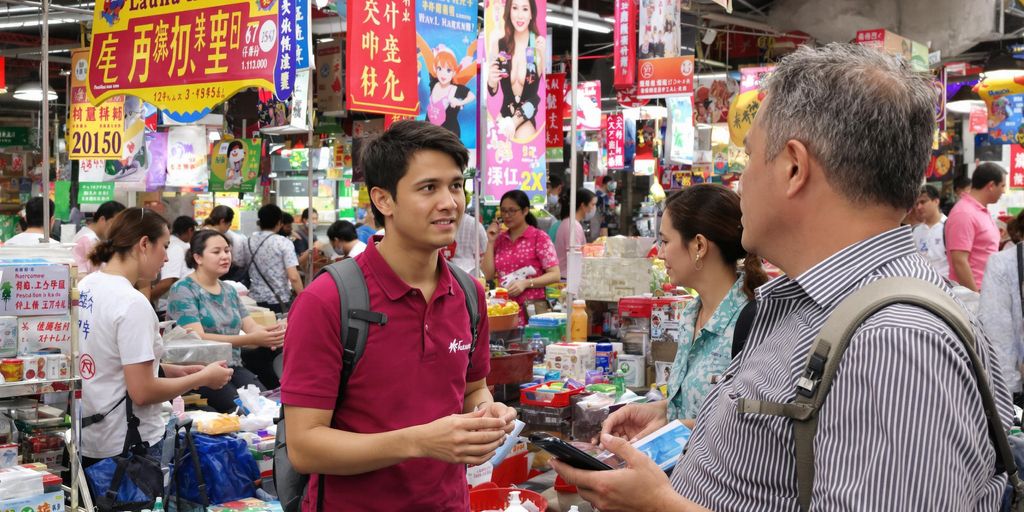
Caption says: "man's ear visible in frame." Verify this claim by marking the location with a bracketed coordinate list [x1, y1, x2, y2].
[370, 187, 394, 220]
[781, 139, 812, 199]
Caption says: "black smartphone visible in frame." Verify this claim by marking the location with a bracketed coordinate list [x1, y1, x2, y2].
[528, 433, 614, 471]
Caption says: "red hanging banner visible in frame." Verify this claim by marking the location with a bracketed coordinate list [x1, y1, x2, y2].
[346, 0, 419, 116]
[606, 112, 625, 169]
[613, 0, 636, 88]
[545, 73, 566, 149]
[1012, 144, 1024, 189]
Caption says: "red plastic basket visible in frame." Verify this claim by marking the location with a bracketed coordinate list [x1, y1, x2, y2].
[488, 350, 537, 385]
[469, 485, 548, 512]
[520, 382, 585, 407]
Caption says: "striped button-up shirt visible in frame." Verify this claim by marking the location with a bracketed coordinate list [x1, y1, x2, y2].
[670, 227, 1015, 511]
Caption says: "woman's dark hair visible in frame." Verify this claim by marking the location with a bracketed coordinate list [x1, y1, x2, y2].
[203, 205, 235, 227]
[186, 230, 231, 270]
[500, 190, 537, 228]
[559, 188, 596, 220]
[501, 0, 539, 58]
[94, 201, 126, 222]
[664, 184, 768, 299]
[88, 207, 168, 266]
[361, 120, 468, 227]
[1008, 210, 1024, 244]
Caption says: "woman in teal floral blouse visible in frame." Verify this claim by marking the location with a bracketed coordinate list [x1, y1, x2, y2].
[601, 184, 769, 441]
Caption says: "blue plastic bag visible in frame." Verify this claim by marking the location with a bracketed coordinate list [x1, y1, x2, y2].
[171, 433, 259, 505]
[84, 452, 162, 510]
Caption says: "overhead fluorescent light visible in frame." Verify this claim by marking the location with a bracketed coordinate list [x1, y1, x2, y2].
[547, 13, 612, 34]
[320, 37, 334, 43]
[946, 100, 985, 115]
[695, 72, 728, 80]
[13, 83, 56, 102]
[547, 4, 607, 22]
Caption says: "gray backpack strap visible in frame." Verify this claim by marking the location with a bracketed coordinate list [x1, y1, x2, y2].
[445, 260, 480, 368]
[737, 277, 1024, 512]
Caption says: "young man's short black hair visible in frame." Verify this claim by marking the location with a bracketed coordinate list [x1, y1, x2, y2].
[300, 208, 317, 221]
[24, 197, 54, 228]
[327, 220, 358, 243]
[953, 175, 971, 191]
[972, 162, 1006, 190]
[94, 201, 126, 222]
[172, 215, 198, 236]
[361, 120, 469, 227]
[282, 212, 294, 225]
[548, 173, 564, 189]
[920, 184, 940, 201]
[258, 204, 284, 230]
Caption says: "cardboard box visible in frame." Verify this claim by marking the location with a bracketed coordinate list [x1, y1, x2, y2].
[0, 490, 64, 511]
[0, 316, 16, 357]
[617, 355, 646, 388]
[18, 316, 72, 356]
[651, 340, 679, 363]
[651, 297, 689, 343]
[544, 342, 596, 381]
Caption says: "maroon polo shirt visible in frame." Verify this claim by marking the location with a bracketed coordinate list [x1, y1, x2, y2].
[280, 240, 490, 511]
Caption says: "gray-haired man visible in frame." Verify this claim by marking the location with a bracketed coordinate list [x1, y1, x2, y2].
[553, 43, 1015, 511]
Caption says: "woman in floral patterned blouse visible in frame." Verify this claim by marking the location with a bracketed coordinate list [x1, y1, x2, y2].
[600, 184, 769, 441]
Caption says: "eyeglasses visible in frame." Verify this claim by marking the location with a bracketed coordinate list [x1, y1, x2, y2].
[500, 208, 524, 215]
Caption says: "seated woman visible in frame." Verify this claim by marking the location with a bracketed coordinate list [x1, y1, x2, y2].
[168, 230, 287, 412]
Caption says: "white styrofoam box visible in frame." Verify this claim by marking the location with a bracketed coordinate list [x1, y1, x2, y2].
[580, 257, 653, 302]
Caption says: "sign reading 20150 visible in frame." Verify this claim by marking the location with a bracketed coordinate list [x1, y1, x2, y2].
[88, 0, 280, 123]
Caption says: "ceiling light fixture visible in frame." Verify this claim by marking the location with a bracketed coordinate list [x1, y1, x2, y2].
[546, 13, 612, 34]
[13, 82, 56, 102]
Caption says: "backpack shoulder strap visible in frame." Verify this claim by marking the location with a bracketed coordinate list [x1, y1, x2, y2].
[736, 277, 1024, 512]
[1017, 243, 1024, 320]
[731, 300, 757, 359]
[445, 260, 480, 369]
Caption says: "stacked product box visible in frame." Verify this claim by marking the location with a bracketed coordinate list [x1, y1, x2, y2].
[0, 261, 72, 384]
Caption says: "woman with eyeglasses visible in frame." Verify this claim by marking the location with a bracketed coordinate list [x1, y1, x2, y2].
[482, 190, 561, 321]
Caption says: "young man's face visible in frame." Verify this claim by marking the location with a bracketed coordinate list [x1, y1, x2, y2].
[914, 193, 939, 221]
[380, 149, 465, 250]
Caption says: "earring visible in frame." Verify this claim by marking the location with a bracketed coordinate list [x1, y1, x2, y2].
[694, 254, 704, 271]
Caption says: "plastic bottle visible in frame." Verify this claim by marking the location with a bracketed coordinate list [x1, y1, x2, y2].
[529, 333, 546, 364]
[504, 490, 530, 512]
[570, 300, 589, 342]
[171, 396, 185, 419]
[645, 384, 665, 401]
[613, 370, 626, 399]
[595, 342, 614, 375]
[526, 303, 537, 319]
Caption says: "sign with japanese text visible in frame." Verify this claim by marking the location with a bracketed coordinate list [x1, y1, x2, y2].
[637, 56, 693, 98]
[210, 138, 262, 192]
[19, 316, 72, 356]
[0, 263, 70, 317]
[1012, 144, 1024, 189]
[613, 0, 636, 88]
[275, 0, 312, 100]
[166, 126, 211, 187]
[316, 40, 345, 113]
[416, 0, 479, 163]
[347, 0, 420, 115]
[482, 0, 548, 203]
[88, 0, 281, 123]
[855, 29, 929, 73]
[69, 48, 124, 160]
[564, 80, 602, 131]
[607, 112, 625, 169]
[666, 95, 694, 164]
[0, 128, 32, 148]
[545, 73, 565, 149]
[78, 182, 116, 204]
[639, 0, 680, 60]
[970, 104, 989, 134]
[739, 65, 773, 93]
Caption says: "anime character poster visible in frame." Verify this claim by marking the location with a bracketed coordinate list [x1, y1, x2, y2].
[416, 0, 479, 161]
[483, 0, 547, 203]
[101, 96, 158, 191]
[693, 77, 737, 125]
[210, 139, 262, 192]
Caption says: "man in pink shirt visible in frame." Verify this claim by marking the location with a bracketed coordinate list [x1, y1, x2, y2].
[946, 162, 1006, 291]
[281, 121, 516, 511]
[71, 201, 125, 275]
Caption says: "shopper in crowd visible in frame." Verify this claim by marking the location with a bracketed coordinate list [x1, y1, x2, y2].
[554, 43, 1015, 512]
[325, 220, 366, 260]
[601, 185, 768, 438]
[204, 205, 250, 282]
[293, 207, 318, 256]
[980, 209, 1024, 407]
[546, 173, 564, 214]
[78, 208, 232, 468]
[244, 204, 303, 389]
[72, 200, 125, 275]
[355, 209, 379, 243]
[281, 121, 515, 511]
[946, 162, 1006, 292]
[912, 185, 948, 276]
[279, 212, 295, 239]
[942, 175, 972, 216]
[168, 230, 286, 412]
[150, 215, 198, 318]
[452, 210, 488, 274]
[483, 189, 561, 318]
[554, 188, 597, 277]
[596, 175, 618, 238]
[6, 197, 56, 245]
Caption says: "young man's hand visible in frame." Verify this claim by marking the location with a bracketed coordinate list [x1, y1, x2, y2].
[411, 409, 508, 465]
[478, 401, 518, 434]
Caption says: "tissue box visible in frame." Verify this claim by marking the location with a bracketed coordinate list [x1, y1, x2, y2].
[617, 355, 646, 388]
[0, 317, 16, 358]
[18, 316, 72, 356]
[0, 490, 64, 512]
[544, 342, 596, 381]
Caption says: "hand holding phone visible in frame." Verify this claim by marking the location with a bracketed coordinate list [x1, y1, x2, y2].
[528, 433, 614, 471]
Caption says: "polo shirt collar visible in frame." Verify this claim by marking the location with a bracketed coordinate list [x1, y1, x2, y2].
[362, 239, 455, 302]
[960, 193, 987, 212]
[756, 226, 916, 310]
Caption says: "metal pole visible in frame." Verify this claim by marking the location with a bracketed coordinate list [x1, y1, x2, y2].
[476, 41, 486, 278]
[304, 70, 315, 285]
[567, 0, 579, 327]
[41, 0, 50, 241]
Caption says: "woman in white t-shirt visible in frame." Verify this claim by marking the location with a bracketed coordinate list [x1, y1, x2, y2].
[78, 207, 233, 465]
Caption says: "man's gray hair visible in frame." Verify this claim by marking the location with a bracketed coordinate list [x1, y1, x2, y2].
[760, 43, 936, 210]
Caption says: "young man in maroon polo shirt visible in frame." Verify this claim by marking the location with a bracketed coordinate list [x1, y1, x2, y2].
[281, 121, 517, 511]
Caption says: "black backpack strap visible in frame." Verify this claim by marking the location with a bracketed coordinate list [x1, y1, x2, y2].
[82, 394, 128, 429]
[445, 260, 480, 369]
[736, 277, 1024, 512]
[1017, 243, 1023, 320]
[731, 300, 757, 359]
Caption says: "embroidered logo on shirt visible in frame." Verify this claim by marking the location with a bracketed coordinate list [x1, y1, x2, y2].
[448, 338, 471, 353]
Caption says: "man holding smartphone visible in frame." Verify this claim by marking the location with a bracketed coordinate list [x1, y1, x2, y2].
[281, 121, 517, 511]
